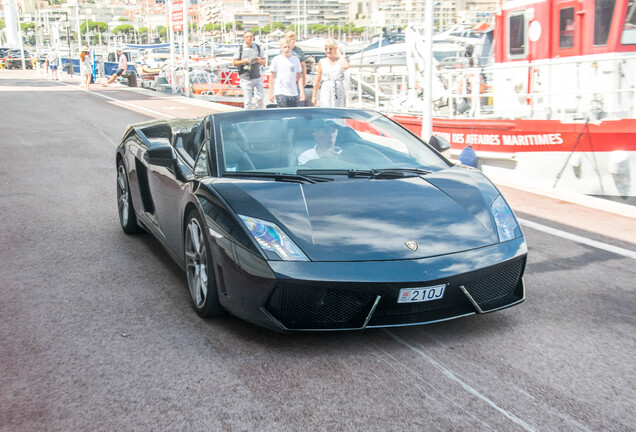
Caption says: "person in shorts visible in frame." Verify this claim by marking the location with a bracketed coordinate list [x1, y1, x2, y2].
[268, 38, 304, 107]
[285, 31, 308, 105]
[47, 47, 59, 80]
[103, 49, 127, 86]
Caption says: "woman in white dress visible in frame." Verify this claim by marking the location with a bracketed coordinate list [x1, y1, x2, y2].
[79, 47, 92, 90]
[311, 39, 350, 107]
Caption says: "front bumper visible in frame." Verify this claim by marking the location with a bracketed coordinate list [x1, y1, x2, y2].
[264, 256, 525, 330]
[220, 237, 527, 331]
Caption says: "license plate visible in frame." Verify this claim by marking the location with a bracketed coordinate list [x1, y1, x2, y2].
[397, 285, 446, 303]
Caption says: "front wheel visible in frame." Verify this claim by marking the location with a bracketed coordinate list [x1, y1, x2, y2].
[184, 211, 224, 317]
[117, 161, 140, 234]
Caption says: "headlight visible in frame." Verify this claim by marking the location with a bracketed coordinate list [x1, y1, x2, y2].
[239, 215, 309, 261]
[491, 195, 519, 242]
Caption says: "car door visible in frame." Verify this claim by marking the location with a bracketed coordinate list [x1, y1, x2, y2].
[145, 121, 209, 257]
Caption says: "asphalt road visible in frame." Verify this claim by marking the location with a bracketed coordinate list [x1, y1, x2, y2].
[1, 70, 634, 432]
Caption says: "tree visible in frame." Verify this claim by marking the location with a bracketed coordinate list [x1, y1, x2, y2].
[113, 24, 134, 35]
[308, 24, 327, 35]
[20, 22, 35, 31]
[77, 20, 107, 35]
[93, 22, 108, 33]
[272, 22, 286, 31]
[202, 23, 221, 33]
[224, 21, 243, 32]
[252, 26, 268, 35]
[112, 24, 135, 42]
[156, 25, 167, 41]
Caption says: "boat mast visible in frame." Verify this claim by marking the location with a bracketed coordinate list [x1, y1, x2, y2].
[421, 0, 433, 140]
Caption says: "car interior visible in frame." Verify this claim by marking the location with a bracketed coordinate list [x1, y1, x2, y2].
[174, 122, 206, 166]
[219, 117, 403, 173]
[166, 114, 442, 175]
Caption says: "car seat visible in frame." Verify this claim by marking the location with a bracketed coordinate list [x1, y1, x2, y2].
[238, 120, 289, 169]
[221, 124, 255, 172]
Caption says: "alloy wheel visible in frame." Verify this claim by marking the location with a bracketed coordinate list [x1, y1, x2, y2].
[185, 217, 208, 308]
[117, 165, 129, 226]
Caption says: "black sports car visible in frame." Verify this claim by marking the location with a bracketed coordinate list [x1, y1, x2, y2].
[116, 108, 526, 331]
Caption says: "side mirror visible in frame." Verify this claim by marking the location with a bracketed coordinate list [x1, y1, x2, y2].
[428, 135, 451, 153]
[145, 143, 176, 167]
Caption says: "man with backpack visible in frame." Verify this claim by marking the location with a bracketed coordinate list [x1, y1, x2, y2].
[233, 31, 266, 109]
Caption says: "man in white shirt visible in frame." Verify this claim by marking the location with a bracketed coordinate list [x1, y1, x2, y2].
[268, 38, 305, 107]
[298, 124, 341, 164]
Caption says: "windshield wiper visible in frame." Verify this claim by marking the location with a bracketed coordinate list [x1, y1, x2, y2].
[371, 168, 431, 177]
[223, 171, 334, 184]
[297, 168, 431, 179]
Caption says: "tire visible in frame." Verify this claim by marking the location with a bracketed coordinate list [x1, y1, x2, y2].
[184, 210, 224, 317]
[116, 160, 141, 234]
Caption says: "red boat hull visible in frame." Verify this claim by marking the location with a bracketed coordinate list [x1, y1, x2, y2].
[390, 116, 636, 154]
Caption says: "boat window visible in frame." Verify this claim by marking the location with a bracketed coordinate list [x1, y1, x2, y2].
[594, 0, 616, 46]
[559, 8, 575, 48]
[622, 0, 636, 45]
[509, 13, 526, 57]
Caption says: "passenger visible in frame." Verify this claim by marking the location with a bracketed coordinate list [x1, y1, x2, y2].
[233, 31, 266, 109]
[268, 37, 305, 107]
[103, 49, 127, 86]
[311, 39, 349, 107]
[298, 124, 341, 164]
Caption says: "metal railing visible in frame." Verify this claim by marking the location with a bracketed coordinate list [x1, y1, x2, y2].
[346, 53, 636, 121]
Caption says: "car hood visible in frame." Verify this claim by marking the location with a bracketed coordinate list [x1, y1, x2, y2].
[213, 167, 505, 262]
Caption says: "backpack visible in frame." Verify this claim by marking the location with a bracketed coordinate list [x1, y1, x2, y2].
[238, 43, 262, 80]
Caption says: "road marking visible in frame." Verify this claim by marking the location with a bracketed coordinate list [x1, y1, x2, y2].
[384, 330, 539, 432]
[59, 81, 176, 119]
[368, 342, 498, 431]
[518, 218, 636, 259]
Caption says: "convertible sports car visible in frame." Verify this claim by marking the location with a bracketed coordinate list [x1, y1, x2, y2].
[116, 108, 526, 331]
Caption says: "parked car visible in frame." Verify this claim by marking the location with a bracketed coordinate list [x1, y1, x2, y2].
[116, 108, 527, 331]
[6, 49, 33, 69]
[0, 47, 10, 68]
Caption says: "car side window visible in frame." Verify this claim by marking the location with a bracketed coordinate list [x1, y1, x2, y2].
[174, 135, 195, 167]
[194, 143, 209, 176]
[174, 122, 207, 168]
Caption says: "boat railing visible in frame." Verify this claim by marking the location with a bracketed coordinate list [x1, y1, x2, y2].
[346, 52, 636, 121]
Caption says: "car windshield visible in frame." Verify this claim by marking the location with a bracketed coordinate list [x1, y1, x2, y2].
[214, 108, 450, 177]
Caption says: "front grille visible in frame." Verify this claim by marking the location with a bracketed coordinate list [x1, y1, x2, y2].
[463, 258, 525, 312]
[266, 283, 376, 330]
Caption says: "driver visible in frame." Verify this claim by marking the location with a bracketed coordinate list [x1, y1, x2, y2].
[298, 124, 341, 164]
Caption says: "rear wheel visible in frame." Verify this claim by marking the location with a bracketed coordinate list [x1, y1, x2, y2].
[185, 210, 224, 317]
[117, 161, 140, 234]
